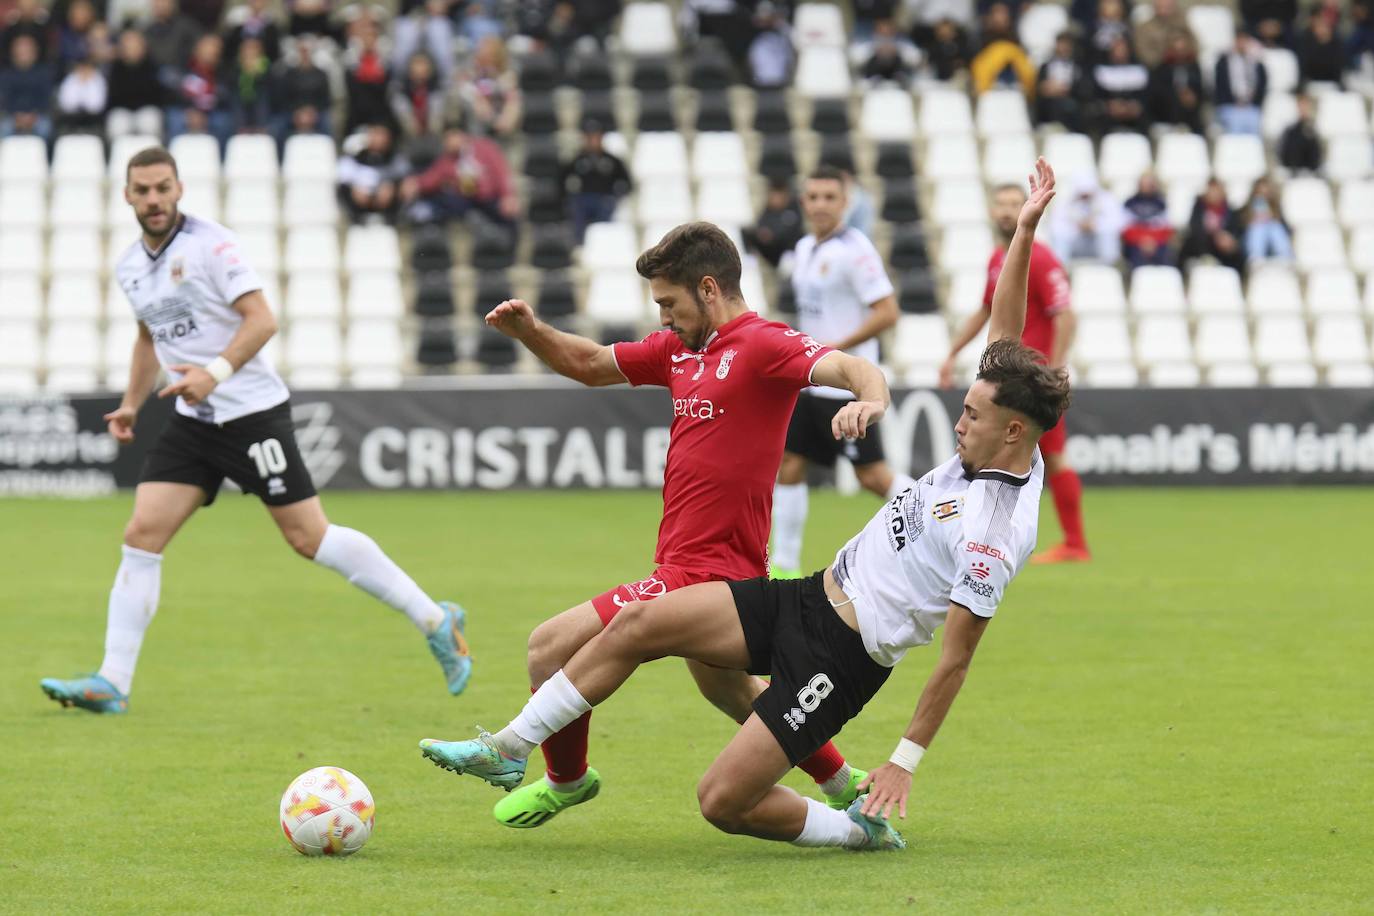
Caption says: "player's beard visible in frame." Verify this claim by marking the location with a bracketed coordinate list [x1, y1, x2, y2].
[676, 294, 711, 351]
[994, 218, 1016, 244]
[138, 205, 180, 242]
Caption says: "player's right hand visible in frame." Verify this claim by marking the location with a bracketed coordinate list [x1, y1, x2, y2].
[104, 406, 137, 444]
[937, 358, 956, 390]
[485, 298, 536, 338]
[857, 763, 913, 821]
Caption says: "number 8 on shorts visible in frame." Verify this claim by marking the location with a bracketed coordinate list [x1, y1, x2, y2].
[796, 673, 833, 712]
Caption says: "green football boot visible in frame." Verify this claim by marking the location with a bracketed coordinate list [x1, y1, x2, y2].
[492, 768, 602, 829]
[826, 767, 868, 810]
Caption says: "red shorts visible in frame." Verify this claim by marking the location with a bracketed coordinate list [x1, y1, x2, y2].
[591, 565, 727, 626]
[1039, 416, 1066, 456]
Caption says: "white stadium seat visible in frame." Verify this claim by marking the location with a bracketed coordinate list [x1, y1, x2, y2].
[1206, 362, 1261, 386]
[793, 3, 845, 49]
[696, 178, 755, 226]
[859, 89, 916, 142]
[946, 268, 987, 317]
[1326, 362, 1374, 386]
[1075, 315, 1133, 365]
[0, 274, 43, 320]
[1316, 91, 1370, 140]
[48, 229, 101, 275]
[345, 319, 403, 371]
[1212, 134, 1266, 188]
[794, 47, 851, 98]
[282, 181, 339, 228]
[586, 269, 648, 324]
[924, 135, 981, 182]
[1188, 265, 1245, 314]
[1305, 269, 1360, 314]
[1018, 2, 1067, 62]
[46, 274, 103, 320]
[347, 271, 406, 319]
[893, 315, 950, 371]
[1099, 133, 1153, 194]
[284, 319, 343, 372]
[930, 181, 986, 226]
[0, 185, 45, 229]
[953, 323, 990, 373]
[691, 132, 749, 181]
[919, 86, 974, 136]
[1325, 137, 1374, 182]
[1070, 264, 1127, 315]
[236, 228, 281, 276]
[1337, 180, 1374, 229]
[43, 320, 100, 371]
[178, 181, 221, 223]
[1262, 93, 1299, 141]
[168, 134, 222, 185]
[107, 134, 161, 183]
[1311, 315, 1370, 366]
[223, 181, 279, 229]
[0, 231, 43, 273]
[344, 225, 401, 273]
[582, 222, 639, 271]
[224, 134, 279, 183]
[1194, 315, 1253, 366]
[1186, 5, 1235, 61]
[1351, 226, 1374, 275]
[0, 135, 48, 184]
[1294, 224, 1348, 272]
[1280, 177, 1335, 228]
[103, 320, 136, 371]
[284, 271, 342, 320]
[1084, 363, 1141, 387]
[619, 2, 676, 56]
[282, 134, 337, 182]
[1043, 133, 1097, 184]
[1266, 362, 1319, 386]
[49, 183, 102, 230]
[1166, 181, 1205, 228]
[1135, 315, 1193, 365]
[1147, 362, 1202, 387]
[51, 135, 105, 184]
[1253, 315, 1312, 367]
[739, 260, 766, 315]
[939, 224, 994, 272]
[1262, 48, 1300, 95]
[1155, 133, 1210, 188]
[1130, 265, 1187, 314]
[285, 227, 337, 273]
[1246, 265, 1303, 315]
[0, 321, 41, 372]
[632, 132, 688, 180]
[636, 177, 693, 225]
[983, 133, 1037, 186]
[976, 90, 1031, 138]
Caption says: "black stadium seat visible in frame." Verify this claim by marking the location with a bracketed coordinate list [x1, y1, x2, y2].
[522, 135, 561, 180]
[477, 327, 518, 369]
[898, 268, 938, 314]
[414, 271, 454, 317]
[580, 92, 617, 132]
[637, 90, 676, 131]
[881, 179, 921, 224]
[888, 224, 930, 270]
[410, 224, 451, 272]
[475, 269, 511, 315]
[875, 142, 914, 179]
[775, 281, 797, 319]
[632, 57, 672, 90]
[525, 179, 565, 223]
[759, 133, 796, 180]
[530, 223, 573, 269]
[600, 324, 638, 345]
[688, 40, 733, 90]
[819, 134, 854, 173]
[518, 50, 559, 92]
[571, 51, 613, 91]
[695, 92, 733, 131]
[754, 90, 791, 134]
[536, 270, 577, 319]
[471, 221, 515, 269]
[417, 320, 457, 366]
[521, 91, 559, 134]
[811, 98, 850, 134]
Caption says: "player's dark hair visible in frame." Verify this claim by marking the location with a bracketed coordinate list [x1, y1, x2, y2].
[976, 338, 1073, 433]
[992, 183, 1027, 200]
[635, 221, 742, 299]
[808, 164, 846, 185]
[126, 146, 179, 182]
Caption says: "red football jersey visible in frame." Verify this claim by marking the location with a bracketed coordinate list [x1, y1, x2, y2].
[981, 240, 1071, 361]
[613, 312, 834, 580]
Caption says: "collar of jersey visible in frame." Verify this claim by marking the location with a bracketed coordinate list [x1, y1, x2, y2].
[965, 467, 1032, 487]
[690, 310, 757, 354]
[141, 214, 186, 261]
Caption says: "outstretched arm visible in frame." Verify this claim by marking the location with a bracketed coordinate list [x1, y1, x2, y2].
[988, 157, 1056, 344]
[810, 350, 891, 440]
[158, 290, 278, 407]
[485, 298, 626, 387]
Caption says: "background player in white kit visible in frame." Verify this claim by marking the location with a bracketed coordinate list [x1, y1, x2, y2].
[771, 165, 916, 579]
[40, 147, 472, 714]
[417, 159, 1069, 852]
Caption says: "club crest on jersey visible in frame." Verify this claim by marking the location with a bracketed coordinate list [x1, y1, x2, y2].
[932, 498, 962, 522]
[170, 256, 186, 284]
[716, 349, 737, 380]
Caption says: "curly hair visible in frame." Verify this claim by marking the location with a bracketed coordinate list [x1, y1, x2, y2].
[635, 222, 742, 299]
[977, 338, 1073, 433]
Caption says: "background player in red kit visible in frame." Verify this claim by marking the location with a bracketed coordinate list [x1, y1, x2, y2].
[939, 184, 1090, 564]
[470, 221, 891, 828]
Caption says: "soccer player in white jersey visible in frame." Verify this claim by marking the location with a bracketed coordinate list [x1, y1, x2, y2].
[770, 164, 916, 579]
[417, 159, 1068, 851]
[40, 146, 472, 714]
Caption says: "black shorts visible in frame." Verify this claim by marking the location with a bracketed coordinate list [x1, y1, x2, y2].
[784, 390, 886, 468]
[729, 571, 892, 766]
[140, 400, 317, 507]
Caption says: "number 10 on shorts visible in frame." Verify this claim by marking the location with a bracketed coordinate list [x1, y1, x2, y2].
[247, 438, 288, 477]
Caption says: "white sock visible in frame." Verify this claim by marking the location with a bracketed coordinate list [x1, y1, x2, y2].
[96, 545, 162, 695]
[313, 525, 445, 634]
[820, 763, 852, 797]
[887, 473, 919, 500]
[772, 482, 808, 570]
[791, 797, 867, 848]
[495, 669, 592, 759]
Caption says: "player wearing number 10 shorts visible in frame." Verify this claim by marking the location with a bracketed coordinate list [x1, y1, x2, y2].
[39, 146, 472, 715]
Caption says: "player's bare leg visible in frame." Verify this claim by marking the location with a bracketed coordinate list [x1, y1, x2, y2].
[41, 482, 203, 712]
[268, 496, 472, 694]
[1033, 450, 1091, 564]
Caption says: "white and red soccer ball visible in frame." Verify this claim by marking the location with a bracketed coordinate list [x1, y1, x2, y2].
[279, 766, 375, 857]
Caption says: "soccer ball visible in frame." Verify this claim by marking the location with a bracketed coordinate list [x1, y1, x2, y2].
[279, 766, 375, 857]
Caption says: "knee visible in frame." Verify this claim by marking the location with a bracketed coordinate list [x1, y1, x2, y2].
[122, 516, 165, 553]
[697, 780, 747, 835]
[283, 524, 322, 559]
[777, 454, 806, 485]
[602, 600, 649, 643]
[527, 617, 574, 684]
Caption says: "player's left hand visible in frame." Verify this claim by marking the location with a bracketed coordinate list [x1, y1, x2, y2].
[857, 763, 913, 820]
[832, 399, 884, 440]
[158, 364, 218, 406]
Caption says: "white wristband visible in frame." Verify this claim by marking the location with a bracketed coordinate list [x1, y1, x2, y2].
[889, 738, 925, 774]
[204, 356, 234, 384]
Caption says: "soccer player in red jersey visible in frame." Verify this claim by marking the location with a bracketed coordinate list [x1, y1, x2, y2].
[450, 222, 891, 829]
[939, 184, 1090, 563]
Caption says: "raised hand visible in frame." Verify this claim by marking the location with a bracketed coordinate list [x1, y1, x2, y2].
[1018, 156, 1057, 232]
[485, 298, 537, 339]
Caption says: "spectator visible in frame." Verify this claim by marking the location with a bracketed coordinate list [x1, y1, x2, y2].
[852, 0, 896, 44]
[842, 169, 875, 236]
[288, 0, 341, 42]
[1120, 172, 1175, 269]
[228, 35, 272, 133]
[1, 0, 52, 69]
[455, 34, 521, 139]
[1240, 176, 1293, 263]
[1088, 0, 1131, 65]
[56, 0, 108, 75]
[1092, 35, 1149, 135]
[1214, 34, 1267, 135]
[1181, 178, 1244, 271]
[390, 50, 445, 137]
[1036, 32, 1090, 132]
[743, 179, 804, 267]
[0, 33, 54, 141]
[1277, 94, 1323, 174]
[909, 0, 976, 49]
[923, 17, 973, 81]
[684, 0, 754, 67]
[516, 0, 619, 50]
[180, 0, 227, 33]
[1134, 0, 1192, 69]
[1240, 0, 1296, 50]
[560, 121, 631, 243]
[223, 0, 282, 63]
[343, 17, 393, 134]
[55, 53, 106, 132]
[143, 0, 203, 73]
[1148, 30, 1204, 133]
[1297, 14, 1345, 87]
[274, 36, 332, 136]
[1350, 1, 1374, 76]
[457, 0, 505, 44]
[392, 0, 455, 83]
[859, 18, 920, 87]
[970, 2, 1036, 96]
[400, 124, 519, 227]
[748, 2, 793, 90]
[1050, 172, 1124, 264]
[106, 28, 165, 137]
[167, 32, 232, 147]
[337, 122, 405, 223]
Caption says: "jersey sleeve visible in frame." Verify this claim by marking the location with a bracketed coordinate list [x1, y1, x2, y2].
[204, 231, 264, 306]
[948, 486, 1022, 618]
[611, 330, 674, 387]
[1033, 247, 1072, 317]
[846, 233, 896, 306]
[757, 321, 835, 387]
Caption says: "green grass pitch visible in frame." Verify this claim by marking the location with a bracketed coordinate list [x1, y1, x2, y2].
[3, 487, 1371, 914]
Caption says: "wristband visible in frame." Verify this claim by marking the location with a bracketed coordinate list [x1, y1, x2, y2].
[889, 738, 925, 774]
[205, 356, 234, 384]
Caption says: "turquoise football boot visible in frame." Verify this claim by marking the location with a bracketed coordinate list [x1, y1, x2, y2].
[427, 601, 472, 696]
[419, 731, 526, 791]
[40, 673, 129, 714]
[846, 795, 906, 851]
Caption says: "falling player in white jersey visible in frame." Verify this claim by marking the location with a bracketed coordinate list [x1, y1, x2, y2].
[40, 146, 472, 714]
[771, 164, 916, 579]
[417, 159, 1068, 851]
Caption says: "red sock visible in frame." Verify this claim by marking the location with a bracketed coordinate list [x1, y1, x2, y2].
[1048, 469, 1087, 550]
[540, 709, 591, 784]
[797, 741, 846, 784]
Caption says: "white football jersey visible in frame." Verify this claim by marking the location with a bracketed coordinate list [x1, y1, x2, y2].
[113, 213, 288, 424]
[790, 227, 894, 399]
[832, 451, 1043, 666]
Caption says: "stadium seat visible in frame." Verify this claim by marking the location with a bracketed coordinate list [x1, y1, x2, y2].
[0, 184, 44, 229]
[1188, 265, 1245, 314]
[1324, 137, 1374, 182]
[1246, 265, 1303, 315]
[347, 271, 405, 319]
[1070, 264, 1127, 315]
[1305, 269, 1361, 314]
[344, 225, 401, 273]
[1212, 134, 1266, 189]
[522, 90, 560, 134]
[924, 135, 981, 182]
[889, 224, 930, 270]
[1147, 362, 1202, 387]
[1279, 177, 1336, 228]
[1043, 133, 1097, 185]
[44, 368, 98, 393]
[415, 320, 456, 366]
[1316, 91, 1370, 140]
[285, 227, 339, 273]
[1261, 48, 1300, 94]
[284, 319, 343, 374]
[46, 274, 103, 320]
[1098, 133, 1153, 195]
[585, 270, 647, 324]
[1194, 315, 1253, 366]
[818, 134, 855, 173]
[224, 134, 279, 183]
[1326, 362, 1374, 386]
[1206, 362, 1261, 386]
[893, 315, 950, 371]
[793, 2, 845, 48]
[530, 223, 574, 270]
[1311, 315, 1370, 366]
[1155, 133, 1210, 188]
[953, 323, 990, 373]
[1253, 315, 1312, 367]
[237, 228, 281, 275]
[691, 132, 749, 181]
[619, 2, 676, 56]
[1084, 364, 1141, 387]
[107, 134, 160, 183]
[931, 181, 987, 226]
[51, 134, 105, 184]
[42, 320, 100, 371]
[1261, 92, 1299, 141]
[518, 50, 558, 93]
[471, 220, 515, 270]
[697, 178, 755, 226]
[688, 40, 733, 92]
[813, 100, 852, 137]
[896, 267, 937, 313]
[1351, 226, 1374, 275]
[794, 47, 851, 98]
[1165, 181, 1204, 228]
[740, 260, 767, 314]
[983, 133, 1038, 186]
[946, 268, 987, 317]
[49, 183, 102, 230]
[1075, 316, 1133, 365]
[0, 230, 43, 274]
[976, 90, 1031, 138]
[102, 318, 136, 368]
[345, 319, 403, 372]
[1266, 362, 1319, 386]
[477, 326, 519, 370]
[282, 134, 337, 182]
[169, 134, 222, 185]
[0, 135, 48, 184]
[632, 132, 689, 180]
[1185, 5, 1235, 62]
[918, 86, 974, 136]
[179, 181, 221, 222]
[859, 89, 916, 142]
[1136, 315, 1194, 366]
[536, 271, 577, 319]
[1130, 265, 1187, 314]
[1294, 224, 1348, 271]
[224, 181, 279, 230]
[939, 224, 995, 272]
[636, 177, 693, 225]
[581, 221, 638, 272]
[48, 229, 99, 275]
[758, 133, 797, 180]
[1337, 180, 1374, 229]
[282, 182, 339, 228]
[1018, 2, 1067, 62]
[753, 90, 791, 135]
[284, 271, 341, 320]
